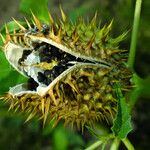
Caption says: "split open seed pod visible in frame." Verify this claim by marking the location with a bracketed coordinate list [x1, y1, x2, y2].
[0, 8, 133, 130]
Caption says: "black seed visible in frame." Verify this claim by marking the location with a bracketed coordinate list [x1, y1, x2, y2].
[42, 48, 51, 55]
[44, 70, 53, 85]
[44, 69, 56, 81]
[40, 55, 51, 62]
[40, 78, 47, 85]
[45, 78, 52, 85]
[27, 78, 39, 91]
[62, 53, 76, 62]
[55, 65, 67, 74]
[50, 73, 56, 81]
[18, 58, 24, 64]
[37, 72, 46, 82]
[44, 70, 52, 78]
[23, 50, 32, 56]
[32, 42, 42, 50]
[18, 50, 32, 64]
[51, 45, 62, 59]
[51, 65, 67, 78]
[38, 45, 47, 53]
[60, 59, 66, 64]
[51, 66, 59, 77]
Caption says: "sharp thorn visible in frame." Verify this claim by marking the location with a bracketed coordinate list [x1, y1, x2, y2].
[18, 36, 23, 46]
[5, 24, 11, 41]
[10, 33, 25, 36]
[72, 27, 78, 37]
[106, 19, 114, 32]
[50, 26, 55, 37]
[31, 19, 36, 26]
[85, 34, 96, 49]
[41, 98, 45, 115]
[25, 111, 36, 122]
[91, 11, 97, 26]
[57, 27, 62, 38]
[109, 19, 114, 28]
[12, 18, 26, 31]
[72, 36, 79, 45]
[0, 96, 5, 100]
[12, 29, 17, 43]
[30, 10, 42, 30]
[52, 117, 61, 128]
[24, 17, 31, 29]
[59, 5, 67, 22]
[43, 97, 50, 126]
[107, 49, 127, 55]
[0, 33, 5, 43]
[48, 11, 54, 24]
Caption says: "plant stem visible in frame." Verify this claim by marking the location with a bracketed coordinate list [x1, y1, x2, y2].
[122, 138, 135, 150]
[85, 140, 103, 150]
[128, 0, 142, 69]
[110, 138, 120, 150]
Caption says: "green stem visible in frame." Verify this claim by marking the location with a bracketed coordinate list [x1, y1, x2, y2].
[122, 138, 135, 150]
[85, 140, 103, 150]
[110, 138, 120, 150]
[128, 0, 142, 69]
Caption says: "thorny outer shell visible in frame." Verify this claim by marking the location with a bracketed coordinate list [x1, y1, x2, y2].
[1, 9, 133, 129]
[5, 64, 119, 129]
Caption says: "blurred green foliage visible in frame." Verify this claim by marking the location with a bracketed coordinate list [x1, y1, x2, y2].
[20, 0, 49, 22]
[0, 0, 150, 149]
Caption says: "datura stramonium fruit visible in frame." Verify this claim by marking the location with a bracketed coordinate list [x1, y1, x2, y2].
[0, 8, 133, 129]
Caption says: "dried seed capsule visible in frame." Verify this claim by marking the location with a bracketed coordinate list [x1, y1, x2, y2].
[0, 9, 133, 130]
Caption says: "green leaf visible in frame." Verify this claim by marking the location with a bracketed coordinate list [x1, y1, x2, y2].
[111, 84, 133, 139]
[20, 0, 49, 23]
[0, 50, 26, 95]
[0, 21, 26, 34]
[0, 70, 26, 95]
[0, 21, 24, 50]
[0, 22, 27, 95]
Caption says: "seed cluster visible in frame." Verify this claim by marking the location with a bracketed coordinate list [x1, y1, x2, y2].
[36, 43, 72, 85]
[19, 41, 95, 90]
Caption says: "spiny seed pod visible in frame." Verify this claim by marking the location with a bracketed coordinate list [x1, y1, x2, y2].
[0, 7, 133, 130]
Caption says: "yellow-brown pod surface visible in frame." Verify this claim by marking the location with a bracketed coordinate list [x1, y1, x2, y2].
[0, 8, 133, 129]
